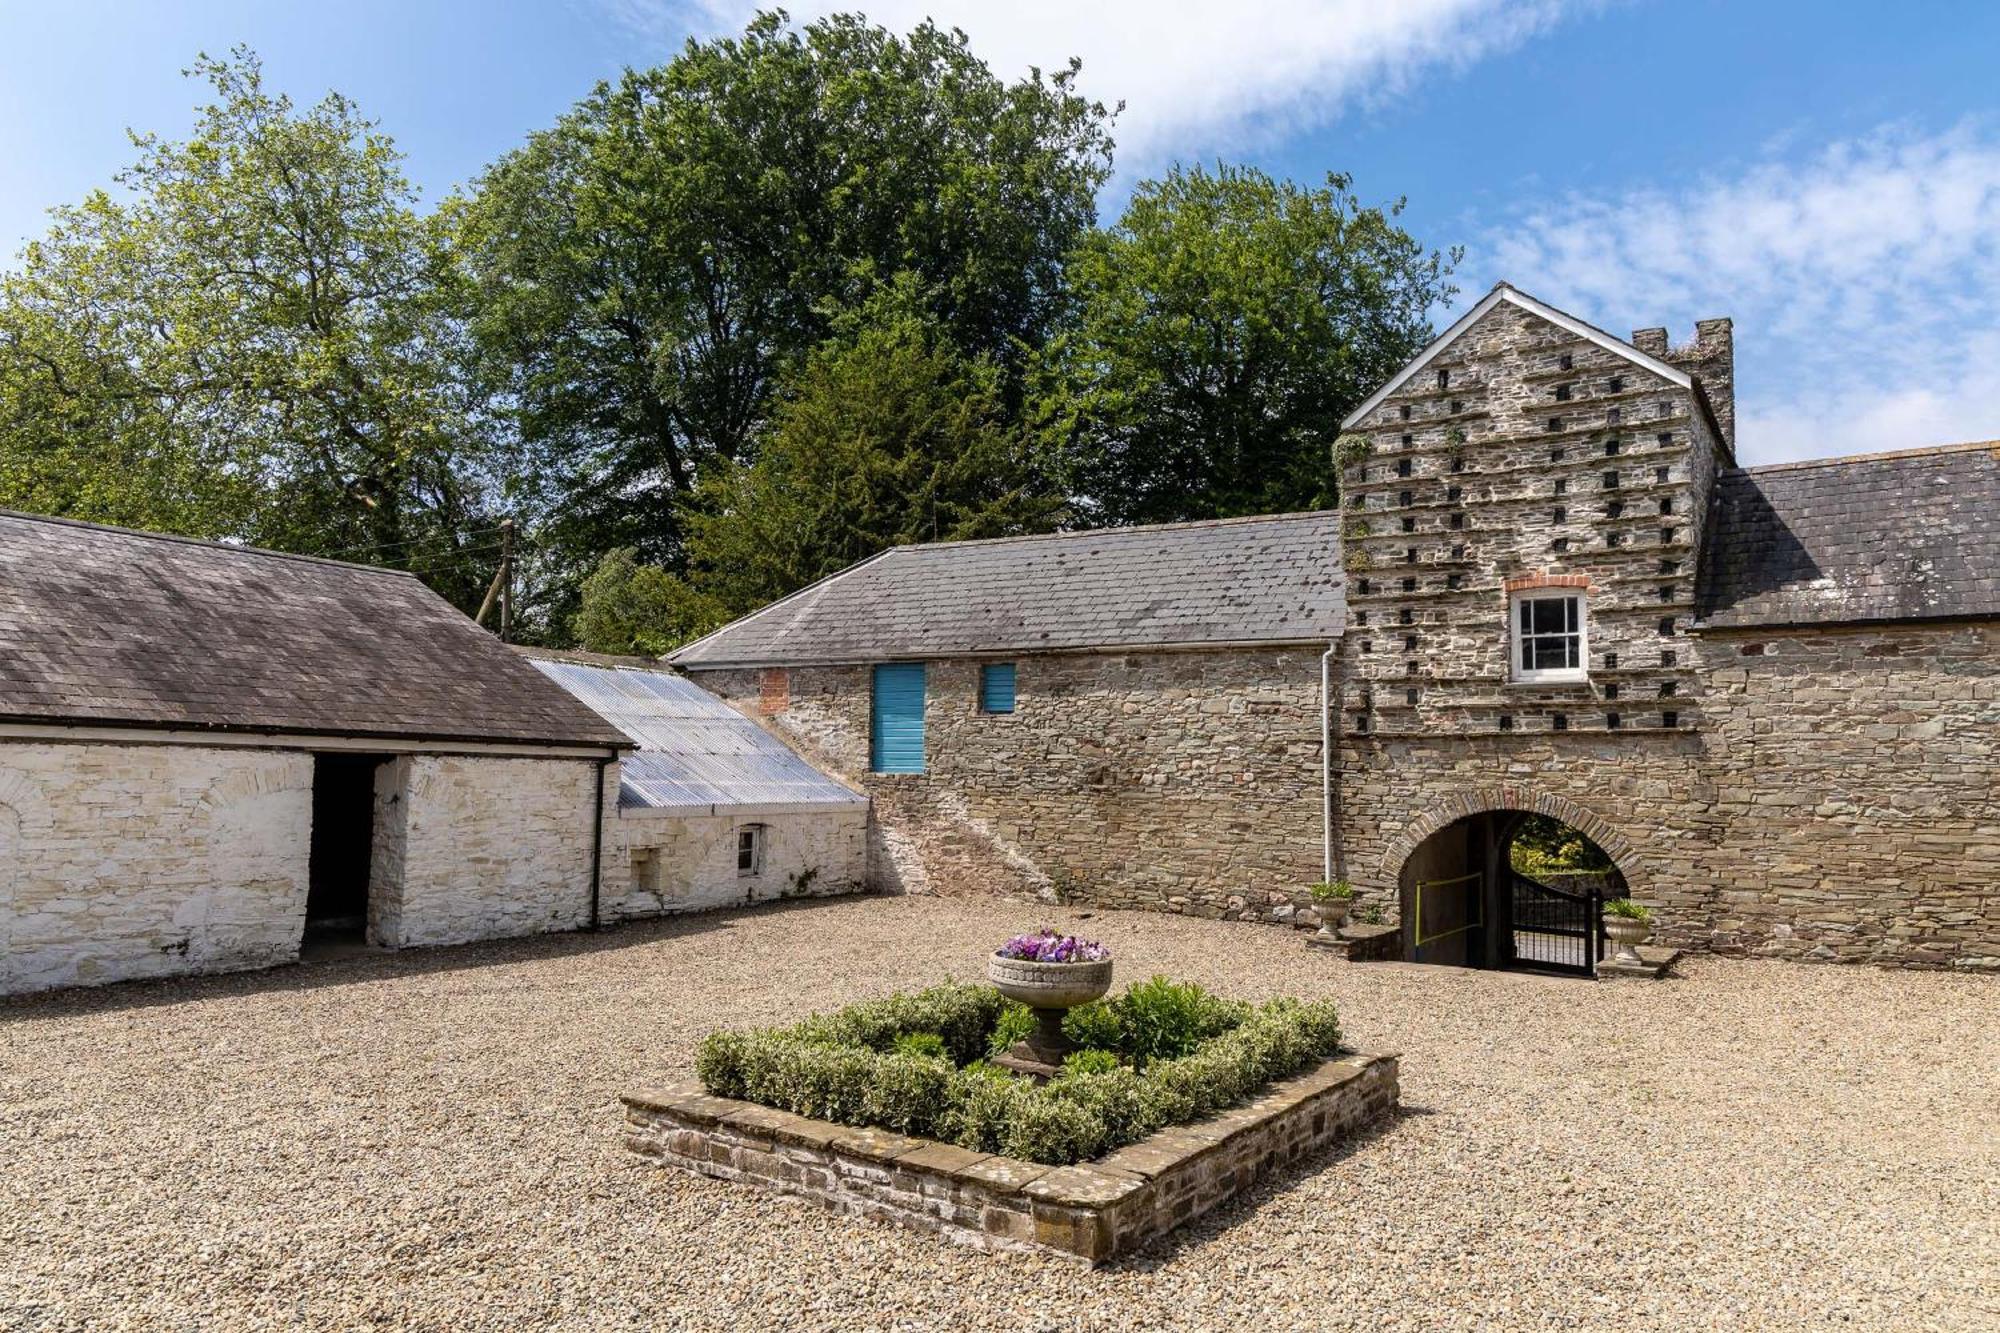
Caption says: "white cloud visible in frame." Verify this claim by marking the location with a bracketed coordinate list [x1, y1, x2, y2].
[618, 0, 1590, 175]
[1472, 125, 2000, 464]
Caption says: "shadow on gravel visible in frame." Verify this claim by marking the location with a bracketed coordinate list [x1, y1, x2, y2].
[1103, 1107, 1415, 1274]
[0, 894, 882, 1025]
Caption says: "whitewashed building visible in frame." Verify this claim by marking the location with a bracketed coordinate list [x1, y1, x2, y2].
[0, 512, 632, 996]
[524, 655, 869, 919]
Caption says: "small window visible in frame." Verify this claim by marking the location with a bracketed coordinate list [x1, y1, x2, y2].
[1511, 591, 1588, 683]
[979, 663, 1016, 714]
[737, 825, 766, 877]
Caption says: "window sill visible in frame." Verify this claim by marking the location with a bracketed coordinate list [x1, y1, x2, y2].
[1501, 677, 1592, 690]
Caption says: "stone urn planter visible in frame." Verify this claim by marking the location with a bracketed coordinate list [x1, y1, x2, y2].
[1312, 898, 1352, 939]
[1603, 914, 1651, 965]
[988, 952, 1113, 1080]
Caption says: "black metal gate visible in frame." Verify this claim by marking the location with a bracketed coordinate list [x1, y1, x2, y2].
[1505, 872, 1601, 976]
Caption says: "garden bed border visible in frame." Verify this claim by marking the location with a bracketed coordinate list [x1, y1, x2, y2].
[621, 1051, 1398, 1265]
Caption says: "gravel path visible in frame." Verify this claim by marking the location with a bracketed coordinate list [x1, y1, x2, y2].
[3, 895, 1995, 1332]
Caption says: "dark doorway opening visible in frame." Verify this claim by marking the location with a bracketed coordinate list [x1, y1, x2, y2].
[1398, 810, 1626, 977]
[305, 753, 387, 950]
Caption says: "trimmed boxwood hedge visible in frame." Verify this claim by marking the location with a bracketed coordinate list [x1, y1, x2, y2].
[694, 979, 1341, 1166]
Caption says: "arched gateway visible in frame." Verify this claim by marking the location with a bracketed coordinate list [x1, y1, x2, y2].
[1381, 789, 1637, 976]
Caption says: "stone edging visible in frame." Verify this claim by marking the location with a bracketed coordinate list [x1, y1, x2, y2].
[620, 1052, 1399, 1265]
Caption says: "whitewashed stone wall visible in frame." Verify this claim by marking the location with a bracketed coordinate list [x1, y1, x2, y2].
[369, 754, 608, 949]
[0, 743, 313, 995]
[609, 806, 868, 920]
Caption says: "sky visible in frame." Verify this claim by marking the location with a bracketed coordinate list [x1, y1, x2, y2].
[2, 0, 1997, 466]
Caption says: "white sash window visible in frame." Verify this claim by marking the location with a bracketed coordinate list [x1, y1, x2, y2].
[1511, 592, 1588, 683]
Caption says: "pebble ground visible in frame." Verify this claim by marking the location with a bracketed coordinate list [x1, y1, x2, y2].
[2, 895, 1995, 1332]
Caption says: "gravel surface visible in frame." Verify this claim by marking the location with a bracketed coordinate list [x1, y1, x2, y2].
[3, 895, 1996, 1332]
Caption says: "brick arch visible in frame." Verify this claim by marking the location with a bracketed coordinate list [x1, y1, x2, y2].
[1379, 786, 1643, 893]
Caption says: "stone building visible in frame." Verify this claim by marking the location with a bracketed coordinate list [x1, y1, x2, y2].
[676, 283, 2000, 972]
[524, 654, 869, 918]
[0, 512, 631, 996]
[671, 514, 1345, 924]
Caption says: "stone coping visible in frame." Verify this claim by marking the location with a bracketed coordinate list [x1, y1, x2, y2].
[621, 1051, 1399, 1265]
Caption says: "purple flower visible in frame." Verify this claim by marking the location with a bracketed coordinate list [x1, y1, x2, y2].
[996, 927, 1110, 963]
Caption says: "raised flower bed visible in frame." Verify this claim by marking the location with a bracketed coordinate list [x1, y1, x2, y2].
[621, 935, 1401, 1262]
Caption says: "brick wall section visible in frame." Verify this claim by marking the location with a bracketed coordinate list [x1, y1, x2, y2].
[0, 743, 313, 995]
[692, 647, 1330, 922]
[621, 1053, 1398, 1265]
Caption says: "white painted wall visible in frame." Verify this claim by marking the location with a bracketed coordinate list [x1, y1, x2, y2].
[611, 805, 868, 920]
[368, 754, 609, 948]
[0, 743, 313, 995]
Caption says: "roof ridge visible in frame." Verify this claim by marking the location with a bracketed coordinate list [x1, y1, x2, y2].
[877, 509, 1342, 555]
[0, 508, 423, 578]
[1736, 439, 2000, 476]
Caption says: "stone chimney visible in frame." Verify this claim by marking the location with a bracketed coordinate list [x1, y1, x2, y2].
[1633, 319, 1733, 451]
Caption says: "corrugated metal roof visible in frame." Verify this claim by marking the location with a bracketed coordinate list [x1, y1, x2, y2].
[526, 658, 865, 813]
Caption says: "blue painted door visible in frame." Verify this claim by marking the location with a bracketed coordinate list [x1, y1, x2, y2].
[871, 663, 927, 773]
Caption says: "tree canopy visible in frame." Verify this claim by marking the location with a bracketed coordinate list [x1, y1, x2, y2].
[0, 16, 1459, 647]
[0, 50, 505, 607]
[458, 11, 1114, 626]
[1043, 164, 1455, 526]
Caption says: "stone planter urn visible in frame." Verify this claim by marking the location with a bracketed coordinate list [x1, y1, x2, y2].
[1603, 915, 1651, 965]
[1312, 898, 1352, 939]
[988, 953, 1114, 1080]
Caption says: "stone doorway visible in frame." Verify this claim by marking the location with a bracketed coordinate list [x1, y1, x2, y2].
[304, 753, 388, 951]
[1394, 806, 1627, 975]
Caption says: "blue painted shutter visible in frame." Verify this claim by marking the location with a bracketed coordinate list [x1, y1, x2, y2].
[980, 663, 1016, 714]
[871, 663, 927, 773]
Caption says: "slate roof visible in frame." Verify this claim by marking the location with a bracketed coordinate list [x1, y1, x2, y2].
[526, 657, 864, 813]
[669, 512, 1348, 668]
[0, 511, 630, 747]
[1697, 441, 2000, 629]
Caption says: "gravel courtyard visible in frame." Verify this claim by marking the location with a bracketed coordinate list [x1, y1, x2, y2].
[3, 896, 1995, 1332]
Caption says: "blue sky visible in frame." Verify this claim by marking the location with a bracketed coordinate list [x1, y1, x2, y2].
[4, 0, 1997, 465]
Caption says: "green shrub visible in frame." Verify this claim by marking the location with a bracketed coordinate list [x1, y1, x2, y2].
[892, 1031, 950, 1061]
[1062, 1000, 1123, 1051]
[987, 1001, 1036, 1059]
[1604, 898, 1653, 923]
[1114, 975, 1250, 1067]
[698, 983, 1342, 1167]
[694, 1029, 748, 1099]
[862, 1053, 955, 1137]
[948, 1071, 1028, 1154]
[1000, 1092, 1106, 1165]
[1060, 1047, 1120, 1076]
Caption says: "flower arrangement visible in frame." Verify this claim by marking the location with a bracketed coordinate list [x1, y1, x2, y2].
[997, 928, 1111, 963]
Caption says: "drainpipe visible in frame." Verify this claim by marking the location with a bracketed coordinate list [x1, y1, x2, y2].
[1320, 642, 1338, 884]
[588, 753, 614, 930]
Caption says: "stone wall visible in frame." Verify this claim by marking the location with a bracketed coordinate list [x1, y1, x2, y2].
[369, 754, 609, 949]
[622, 1053, 1398, 1265]
[1335, 621, 2000, 969]
[610, 806, 869, 921]
[692, 647, 1330, 922]
[0, 743, 313, 995]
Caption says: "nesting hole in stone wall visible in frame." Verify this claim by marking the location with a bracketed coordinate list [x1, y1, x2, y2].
[1552, 713, 1569, 731]
[1555, 384, 1572, 402]
[1401, 517, 1416, 533]
[1663, 710, 1679, 728]
[1603, 470, 1621, 489]
[1660, 681, 1678, 696]
[1607, 500, 1624, 519]
[1437, 368, 1450, 390]
[1559, 353, 1573, 370]
[1658, 618, 1677, 636]
[1608, 376, 1624, 393]
[1551, 537, 1569, 553]
[1449, 513, 1465, 530]
[1606, 532, 1622, 548]
[1604, 652, 1619, 669]
[1660, 650, 1676, 667]
[1397, 457, 1413, 477]
[1401, 404, 1413, 420]
[1605, 438, 1621, 456]
[1659, 497, 1674, 515]
[1605, 683, 1619, 699]
[1548, 416, 1564, 433]
[1657, 431, 1672, 446]
[1655, 466, 1671, 483]
[1550, 447, 1565, 463]
[1607, 408, 1622, 426]
[1553, 507, 1567, 524]
[1499, 714, 1515, 731]
[1607, 713, 1622, 729]
[1400, 490, 1413, 507]
[1662, 526, 1677, 544]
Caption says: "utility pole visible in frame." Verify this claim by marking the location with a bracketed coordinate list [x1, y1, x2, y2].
[475, 517, 517, 640]
[498, 518, 515, 643]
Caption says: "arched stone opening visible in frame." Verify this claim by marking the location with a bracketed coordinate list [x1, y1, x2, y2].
[1385, 789, 1637, 974]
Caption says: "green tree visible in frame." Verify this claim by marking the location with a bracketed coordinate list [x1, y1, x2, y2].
[459, 10, 1113, 615]
[1040, 163, 1456, 526]
[572, 546, 711, 656]
[0, 50, 504, 606]
[572, 278, 1068, 651]
[680, 277, 1068, 618]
